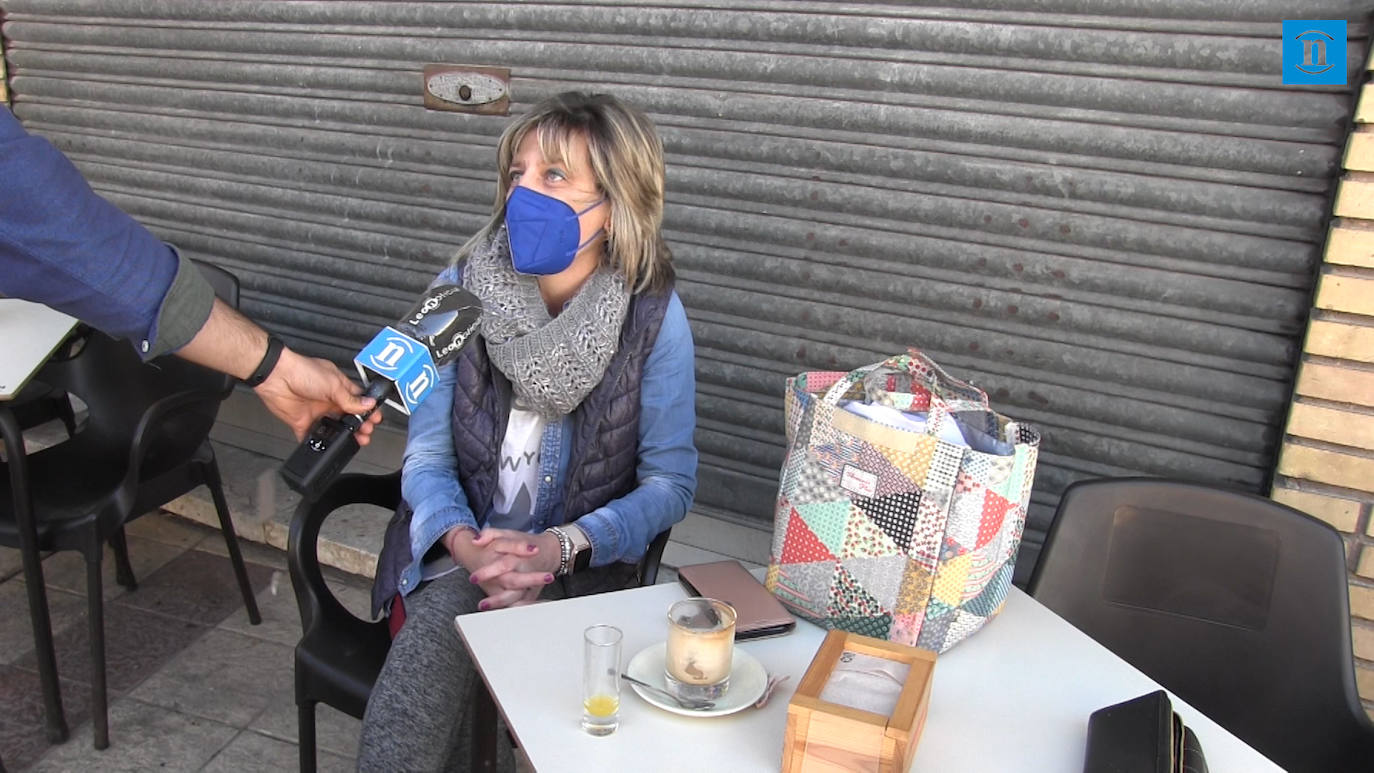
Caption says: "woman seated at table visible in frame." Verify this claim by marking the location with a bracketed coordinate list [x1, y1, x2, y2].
[358, 91, 698, 770]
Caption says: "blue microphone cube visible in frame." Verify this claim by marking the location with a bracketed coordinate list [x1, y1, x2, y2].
[354, 326, 439, 415]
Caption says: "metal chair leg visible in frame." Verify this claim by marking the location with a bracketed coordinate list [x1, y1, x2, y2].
[473, 681, 498, 772]
[298, 700, 318, 773]
[1, 408, 68, 743]
[55, 393, 78, 439]
[203, 457, 260, 625]
[86, 551, 109, 750]
[109, 528, 137, 590]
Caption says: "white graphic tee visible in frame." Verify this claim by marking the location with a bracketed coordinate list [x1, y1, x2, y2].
[488, 407, 546, 531]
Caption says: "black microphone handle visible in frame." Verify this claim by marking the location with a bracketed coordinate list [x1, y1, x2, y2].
[338, 376, 394, 433]
[280, 376, 395, 499]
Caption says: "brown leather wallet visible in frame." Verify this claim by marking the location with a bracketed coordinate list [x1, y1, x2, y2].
[676, 560, 796, 640]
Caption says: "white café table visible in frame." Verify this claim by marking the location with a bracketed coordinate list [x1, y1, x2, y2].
[456, 579, 1283, 772]
[1, 297, 80, 743]
[0, 298, 79, 398]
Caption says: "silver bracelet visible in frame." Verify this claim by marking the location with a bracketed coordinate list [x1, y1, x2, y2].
[545, 526, 573, 576]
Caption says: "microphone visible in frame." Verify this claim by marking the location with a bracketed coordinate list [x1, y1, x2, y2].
[280, 284, 482, 498]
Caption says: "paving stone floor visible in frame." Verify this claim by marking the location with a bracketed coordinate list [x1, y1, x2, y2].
[0, 513, 368, 772]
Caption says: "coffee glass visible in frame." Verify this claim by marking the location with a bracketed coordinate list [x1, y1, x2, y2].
[664, 598, 736, 701]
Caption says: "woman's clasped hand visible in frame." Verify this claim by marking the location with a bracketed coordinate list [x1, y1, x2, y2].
[447, 526, 561, 610]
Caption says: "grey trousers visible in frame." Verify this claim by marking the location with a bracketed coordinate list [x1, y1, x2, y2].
[357, 563, 638, 772]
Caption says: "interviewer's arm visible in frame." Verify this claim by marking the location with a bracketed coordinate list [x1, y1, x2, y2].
[175, 298, 381, 444]
[0, 107, 379, 443]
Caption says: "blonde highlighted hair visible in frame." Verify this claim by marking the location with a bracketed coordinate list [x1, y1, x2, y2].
[455, 91, 673, 294]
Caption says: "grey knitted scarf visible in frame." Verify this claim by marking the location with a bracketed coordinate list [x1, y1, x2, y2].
[463, 225, 630, 418]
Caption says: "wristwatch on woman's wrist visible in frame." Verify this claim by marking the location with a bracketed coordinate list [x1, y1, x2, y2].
[566, 524, 592, 573]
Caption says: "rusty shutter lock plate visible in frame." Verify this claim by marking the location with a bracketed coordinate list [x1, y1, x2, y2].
[422, 65, 510, 115]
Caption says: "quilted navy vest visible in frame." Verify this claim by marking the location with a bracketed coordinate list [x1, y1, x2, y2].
[372, 282, 672, 615]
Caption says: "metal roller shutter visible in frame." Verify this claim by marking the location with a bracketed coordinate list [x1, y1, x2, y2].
[3, 1, 1368, 575]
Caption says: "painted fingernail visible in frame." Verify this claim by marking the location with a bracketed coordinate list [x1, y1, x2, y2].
[477, 601, 488, 611]
[544, 574, 555, 583]
[527, 543, 538, 552]
[469, 575, 480, 584]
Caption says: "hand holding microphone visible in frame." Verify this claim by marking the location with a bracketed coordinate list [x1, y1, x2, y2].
[280, 284, 482, 498]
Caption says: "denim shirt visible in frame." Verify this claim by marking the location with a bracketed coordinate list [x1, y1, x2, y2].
[396, 267, 697, 597]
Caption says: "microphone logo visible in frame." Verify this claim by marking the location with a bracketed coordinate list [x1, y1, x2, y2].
[404, 363, 440, 406]
[354, 286, 481, 416]
[355, 327, 436, 415]
[408, 285, 467, 327]
[365, 332, 419, 375]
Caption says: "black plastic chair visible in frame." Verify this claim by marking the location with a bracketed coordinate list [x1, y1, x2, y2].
[1026, 477, 1374, 773]
[0, 262, 261, 750]
[287, 469, 672, 773]
[8, 375, 80, 439]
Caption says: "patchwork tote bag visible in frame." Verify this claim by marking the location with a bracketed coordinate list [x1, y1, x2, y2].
[764, 349, 1040, 653]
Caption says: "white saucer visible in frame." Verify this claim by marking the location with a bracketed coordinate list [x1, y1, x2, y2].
[624, 642, 767, 718]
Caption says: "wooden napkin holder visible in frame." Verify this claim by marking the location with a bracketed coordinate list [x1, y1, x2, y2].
[781, 629, 937, 773]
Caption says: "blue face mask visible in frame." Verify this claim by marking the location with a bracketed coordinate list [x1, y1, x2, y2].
[504, 186, 606, 275]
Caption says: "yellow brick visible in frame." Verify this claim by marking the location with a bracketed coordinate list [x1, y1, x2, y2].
[1271, 486, 1363, 532]
[1327, 226, 1374, 268]
[1358, 83, 1374, 121]
[1353, 585, 1374, 622]
[1349, 133, 1374, 172]
[1286, 403, 1374, 452]
[1307, 320, 1374, 364]
[1362, 547, 1374, 580]
[1356, 623, 1374, 661]
[1296, 362, 1374, 405]
[1317, 274, 1374, 316]
[1279, 444, 1374, 491]
[1358, 666, 1374, 703]
[1335, 178, 1374, 219]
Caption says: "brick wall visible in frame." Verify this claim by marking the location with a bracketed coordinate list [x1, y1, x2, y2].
[1271, 68, 1374, 717]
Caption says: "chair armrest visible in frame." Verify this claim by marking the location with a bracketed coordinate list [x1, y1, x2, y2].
[287, 470, 401, 637]
[639, 527, 672, 587]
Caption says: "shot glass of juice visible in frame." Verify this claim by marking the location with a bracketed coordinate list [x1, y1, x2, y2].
[582, 624, 622, 735]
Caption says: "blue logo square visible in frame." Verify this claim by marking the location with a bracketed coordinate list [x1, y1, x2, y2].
[1283, 20, 1347, 85]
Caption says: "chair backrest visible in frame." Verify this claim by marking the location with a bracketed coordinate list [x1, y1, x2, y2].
[37, 261, 241, 477]
[1026, 477, 1374, 773]
[289, 470, 402, 639]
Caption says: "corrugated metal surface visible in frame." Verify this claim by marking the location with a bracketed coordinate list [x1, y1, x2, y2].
[3, 1, 1369, 574]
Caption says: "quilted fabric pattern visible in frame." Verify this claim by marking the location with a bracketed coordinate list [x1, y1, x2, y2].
[765, 349, 1040, 654]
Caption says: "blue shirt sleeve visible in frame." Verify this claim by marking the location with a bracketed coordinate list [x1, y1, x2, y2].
[0, 106, 186, 356]
[574, 291, 698, 565]
[400, 264, 478, 566]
